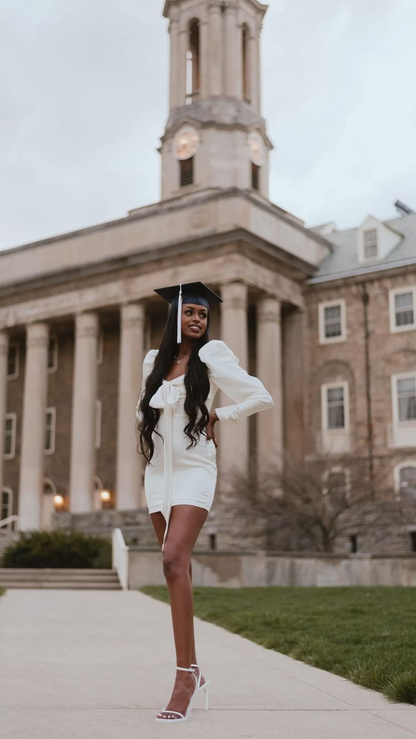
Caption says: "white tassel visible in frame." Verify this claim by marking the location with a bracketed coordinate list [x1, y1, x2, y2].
[177, 284, 182, 344]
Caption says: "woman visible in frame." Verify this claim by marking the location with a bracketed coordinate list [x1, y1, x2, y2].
[136, 281, 274, 724]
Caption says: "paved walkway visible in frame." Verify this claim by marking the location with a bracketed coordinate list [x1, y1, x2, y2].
[0, 588, 415, 739]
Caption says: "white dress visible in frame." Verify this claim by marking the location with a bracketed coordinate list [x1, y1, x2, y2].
[136, 339, 274, 551]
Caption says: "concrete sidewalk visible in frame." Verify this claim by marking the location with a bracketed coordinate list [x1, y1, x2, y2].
[0, 588, 415, 739]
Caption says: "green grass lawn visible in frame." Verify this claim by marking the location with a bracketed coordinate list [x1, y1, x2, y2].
[0, 587, 5, 597]
[139, 585, 416, 705]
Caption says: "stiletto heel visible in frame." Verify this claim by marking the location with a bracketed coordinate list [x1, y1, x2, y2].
[191, 662, 211, 711]
[204, 681, 210, 710]
[155, 666, 198, 723]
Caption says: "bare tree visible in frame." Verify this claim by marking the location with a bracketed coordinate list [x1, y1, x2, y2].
[224, 453, 407, 553]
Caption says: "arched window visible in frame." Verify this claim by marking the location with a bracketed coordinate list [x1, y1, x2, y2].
[186, 19, 200, 104]
[43, 478, 57, 497]
[395, 462, 416, 501]
[242, 23, 250, 102]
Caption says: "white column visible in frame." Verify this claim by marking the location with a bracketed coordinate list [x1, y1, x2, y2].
[199, 18, 210, 99]
[69, 312, 99, 513]
[0, 331, 9, 501]
[168, 15, 180, 109]
[254, 23, 262, 113]
[248, 30, 259, 112]
[256, 296, 283, 468]
[116, 302, 145, 510]
[218, 281, 249, 483]
[224, 3, 238, 97]
[178, 26, 188, 105]
[209, 2, 223, 96]
[18, 322, 49, 530]
[235, 21, 243, 101]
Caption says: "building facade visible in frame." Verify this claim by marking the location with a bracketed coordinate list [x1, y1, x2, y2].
[1, 0, 415, 551]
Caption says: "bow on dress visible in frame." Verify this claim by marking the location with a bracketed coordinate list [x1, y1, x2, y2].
[149, 380, 182, 552]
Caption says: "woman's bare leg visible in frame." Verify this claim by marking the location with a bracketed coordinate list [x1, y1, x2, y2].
[151, 511, 202, 668]
[150, 505, 208, 718]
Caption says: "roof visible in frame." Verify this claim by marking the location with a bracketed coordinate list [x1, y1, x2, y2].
[308, 212, 416, 284]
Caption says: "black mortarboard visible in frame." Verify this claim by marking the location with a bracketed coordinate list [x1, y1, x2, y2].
[154, 281, 222, 343]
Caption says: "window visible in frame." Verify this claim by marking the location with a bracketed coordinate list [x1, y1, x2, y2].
[390, 374, 416, 448]
[326, 386, 346, 429]
[47, 335, 58, 372]
[395, 463, 416, 501]
[363, 228, 378, 260]
[45, 408, 56, 455]
[95, 400, 102, 449]
[319, 300, 346, 343]
[396, 376, 416, 423]
[4, 414, 16, 459]
[251, 162, 260, 190]
[1, 488, 13, 525]
[180, 157, 194, 187]
[7, 343, 19, 379]
[390, 288, 416, 332]
[321, 382, 350, 453]
[186, 19, 200, 104]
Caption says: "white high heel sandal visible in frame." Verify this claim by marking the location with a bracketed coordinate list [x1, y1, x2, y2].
[155, 666, 198, 723]
[191, 662, 210, 711]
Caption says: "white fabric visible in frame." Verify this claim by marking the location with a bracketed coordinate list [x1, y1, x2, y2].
[135, 339, 274, 551]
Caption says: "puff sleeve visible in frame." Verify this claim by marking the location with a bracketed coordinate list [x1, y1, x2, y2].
[135, 349, 158, 422]
[198, 340, 274, 423]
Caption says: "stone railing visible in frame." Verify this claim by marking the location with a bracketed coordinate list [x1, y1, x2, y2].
[112, 528, 129, 590]
[125, 549, 416, 589]
[0, 515, 19, 531]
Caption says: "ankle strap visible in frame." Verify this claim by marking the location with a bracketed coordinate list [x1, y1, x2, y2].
[176, 666, 195, 672]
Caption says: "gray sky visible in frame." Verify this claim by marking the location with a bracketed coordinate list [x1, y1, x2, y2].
[1, 0, 415, 251]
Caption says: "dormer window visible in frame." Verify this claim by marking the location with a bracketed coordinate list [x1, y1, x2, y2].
[358, 216, 402, 264]
[363, 228, 378, 260]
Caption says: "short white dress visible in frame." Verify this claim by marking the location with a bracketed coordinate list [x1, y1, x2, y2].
[136, 339, 274, 551]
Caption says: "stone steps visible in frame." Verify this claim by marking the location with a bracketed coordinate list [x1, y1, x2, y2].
[0, 568, 122, 590]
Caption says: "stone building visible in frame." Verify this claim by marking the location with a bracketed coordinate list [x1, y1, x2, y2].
[0, 0, 415, 552]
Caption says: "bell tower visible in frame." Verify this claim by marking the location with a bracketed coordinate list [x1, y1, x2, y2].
[161, 0, 272, 201]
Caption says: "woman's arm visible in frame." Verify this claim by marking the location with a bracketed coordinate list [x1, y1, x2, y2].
[135, 349, 158, 421]
[198, 340, 274, 423]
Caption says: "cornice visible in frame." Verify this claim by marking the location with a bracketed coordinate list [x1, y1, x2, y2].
[306, 259, 416, 290]
[163, 0, 268, 20]
[0, 187, 333, 263]
[0, 225, 317, 305]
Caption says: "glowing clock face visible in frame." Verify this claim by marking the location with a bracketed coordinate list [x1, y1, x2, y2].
[247, 131, 266, 166]
[172, 126, 200, 160]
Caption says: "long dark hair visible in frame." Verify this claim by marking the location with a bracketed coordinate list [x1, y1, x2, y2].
[136, 304, 211, 464]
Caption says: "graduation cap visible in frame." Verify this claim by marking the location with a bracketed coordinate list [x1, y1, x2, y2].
[154, 281, 222, 343]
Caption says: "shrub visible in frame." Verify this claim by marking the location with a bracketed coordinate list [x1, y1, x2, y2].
[2, 530, 112, 569]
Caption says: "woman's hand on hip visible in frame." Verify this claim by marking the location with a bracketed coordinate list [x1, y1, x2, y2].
[206, 411, 219, 448]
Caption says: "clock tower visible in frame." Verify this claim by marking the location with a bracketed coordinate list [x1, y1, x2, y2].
[161, 0, 271, 201]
